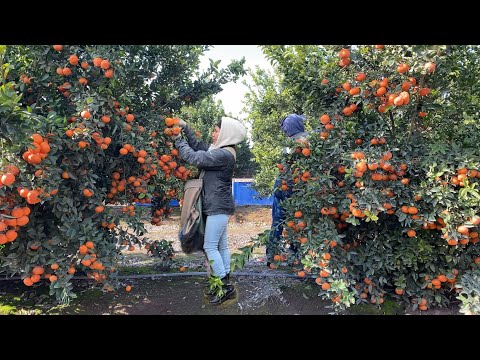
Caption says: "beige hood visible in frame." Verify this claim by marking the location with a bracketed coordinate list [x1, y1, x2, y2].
[209, 117, 247, 150]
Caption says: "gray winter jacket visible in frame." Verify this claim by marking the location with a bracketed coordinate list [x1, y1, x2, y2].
[175, 125, 236, 216]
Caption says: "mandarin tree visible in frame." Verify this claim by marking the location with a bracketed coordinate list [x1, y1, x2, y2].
[248, 45, 480, 312]
[0, 45, 245, 302]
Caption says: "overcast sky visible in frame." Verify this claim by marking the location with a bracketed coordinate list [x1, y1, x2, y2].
[199, 45, 273, 119]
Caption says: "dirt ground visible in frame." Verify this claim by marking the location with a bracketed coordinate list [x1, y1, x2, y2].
[49, 271, 334, 315]
[0, 206, 462, 315]
[119, 205, 273, 268]
[146, 205, 272, 251]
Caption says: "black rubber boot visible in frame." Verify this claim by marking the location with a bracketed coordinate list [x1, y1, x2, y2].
[209, 275, 236, 305]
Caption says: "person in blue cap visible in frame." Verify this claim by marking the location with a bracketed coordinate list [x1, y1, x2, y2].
[266, 113, 308, 267]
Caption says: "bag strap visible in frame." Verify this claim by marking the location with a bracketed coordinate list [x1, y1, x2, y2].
[223, 146, 236, 160]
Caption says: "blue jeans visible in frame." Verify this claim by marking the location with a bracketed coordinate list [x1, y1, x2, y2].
[203, 214, 230, 278]
[266, 177, 293, 260]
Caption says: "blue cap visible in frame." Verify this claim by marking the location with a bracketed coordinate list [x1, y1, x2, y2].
[281, 114, 306, 137]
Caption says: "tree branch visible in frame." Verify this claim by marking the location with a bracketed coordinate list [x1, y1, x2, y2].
[388, 109, 396, 144]
[408, 74, 425, 139]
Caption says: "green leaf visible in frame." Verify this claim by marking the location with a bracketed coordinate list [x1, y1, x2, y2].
[468, 189, 480, 200]
[398, 212, 407, 222]
[345, 216, 360, 226]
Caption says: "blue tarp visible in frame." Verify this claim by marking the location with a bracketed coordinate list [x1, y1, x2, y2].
[136, 179, 272, 207]
[232, 180, 273, 206]
[135, 199, 179, 207]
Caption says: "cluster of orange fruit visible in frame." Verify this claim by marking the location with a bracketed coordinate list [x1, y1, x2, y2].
[53, 46, 114, 79]
[0, 188, 30, 244]
[163, 117, 182, 137]
[0, 162, 46, 245]
[22, 134, 51, 165]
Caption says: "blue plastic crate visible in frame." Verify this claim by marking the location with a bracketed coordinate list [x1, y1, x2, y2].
[135, 179, 272, 207]
[232, 179, 273, 206]
[135, 199, 179, 207]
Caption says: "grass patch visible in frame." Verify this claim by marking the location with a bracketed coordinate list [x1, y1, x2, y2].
[0, 292, 46, 315]
[77, 288, 104, 300]
[0, 303, 16, 315]
[288, 281, 322, 297]
[348, 297, 405, 315]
